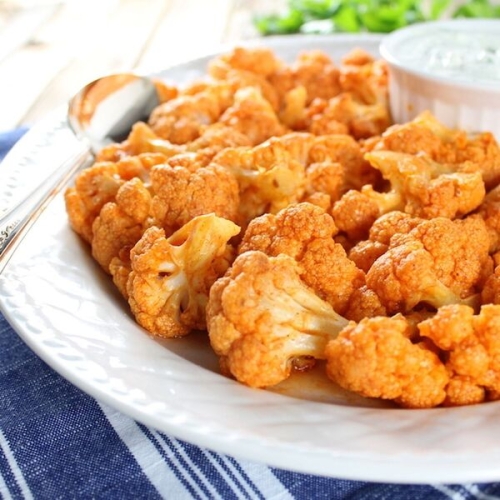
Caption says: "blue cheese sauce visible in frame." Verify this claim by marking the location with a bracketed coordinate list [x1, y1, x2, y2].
[381, 21, 500, 86]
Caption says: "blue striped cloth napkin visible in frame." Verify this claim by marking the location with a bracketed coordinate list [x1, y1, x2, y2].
[1, 129, 500, 499]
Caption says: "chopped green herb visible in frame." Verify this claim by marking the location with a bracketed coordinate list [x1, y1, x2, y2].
[252, 0, 500, 36]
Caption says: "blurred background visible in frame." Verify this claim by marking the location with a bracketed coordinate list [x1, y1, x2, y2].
[0, 0, 498, 132]
[0, 0, 277, 132]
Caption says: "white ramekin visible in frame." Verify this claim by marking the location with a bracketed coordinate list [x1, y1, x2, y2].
[380, 20, 500, 140]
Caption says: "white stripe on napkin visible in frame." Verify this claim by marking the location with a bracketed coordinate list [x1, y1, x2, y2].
[0, 470, 13, 500]
[197, 448, 260, 498]
[99, 403, 192, 499]
[0, 430, 33, 500]
[234, 461, 293, 500]
[148, 430, 222, 499]
[433, 484, 468, 500]
[464, 484, 500, 500]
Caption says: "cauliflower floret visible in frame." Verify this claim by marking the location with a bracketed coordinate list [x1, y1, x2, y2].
[148, 82, 233, 144]
[269, 50, 342, 106]
[339, 49, 388, 105]
[308, 134, 380, 192]
[342, 286, 387, 322]
[301, 162, 345, 209]
[449, 132, 500, 191]
[109, 248, 132, 299]
[218, 86, 286, 146]
[372, 111, 500, 190]
[419, 304, 500, 405]
[331, 186, 403, 244]
[370, 111, 447, 158]
[366, 217, 490, 314]
[91, 177, 152, 272]
[187, 122, 252, 155]
[65, 153, 163, 243]
[239, 203, 364, 315]
[127, 215, 240, 337]
[212, 138, 306, 224]
[308, 93, 391, 140]
[473, 185, 500, 253]
[325, 315, 449, 408]
[96, 122, 185, 162]
[223, 69, 281, 112]
[365, 151, 485, 219]
[208, 46, 283, 79]
[482, 264, 500, 305]
[349, 212, 423, 272]
[207, 251, 349, 388]
[150, 162, 240, 234]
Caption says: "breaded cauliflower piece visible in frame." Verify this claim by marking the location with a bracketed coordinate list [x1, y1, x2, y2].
[150, 161, 240, 234]
[325, 315, 449, 408]
[207, 251, 349, 388]
[419, 304, 500, 405]
[366, 217, 490, 314]
[91, 177, 152, 272]
[218, 86, 286, 146]
[127, 215, 240, 337]
[365, 151, 485, 220]
[239, 203, 364, 315]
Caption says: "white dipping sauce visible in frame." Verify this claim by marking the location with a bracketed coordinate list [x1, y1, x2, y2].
[381, 21, 500, 87]
[397, 30, 500, 84]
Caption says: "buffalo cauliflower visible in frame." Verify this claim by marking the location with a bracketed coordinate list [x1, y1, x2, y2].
[371, 111, 500, 190]
[307, 92, 391, 140]
[238, 202, 364, 315]
[91, 177, 152, 272]
[207, 251, 349, 388]
[366, 217, 490, 314]
[365, 151, 485, 220]
[419, 304, 500, 406]
[331, 185, 403, 244]
[148, 82, 233, 144]
[218, 86, 286, 146]
[348, 212, 423, 272]
[65, 153, 165, 243]
[212, 138, 306, 224]
[325, 315, 449, 408]
[127, 215, 240, 337]
[150, 161, 240, 234]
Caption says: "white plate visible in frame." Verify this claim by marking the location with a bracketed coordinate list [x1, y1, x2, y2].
[2, 35, 500, 485]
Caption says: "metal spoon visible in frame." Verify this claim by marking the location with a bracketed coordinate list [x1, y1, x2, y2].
[0, 73, 160, 272]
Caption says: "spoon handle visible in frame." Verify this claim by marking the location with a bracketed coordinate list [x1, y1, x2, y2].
[0, 144, 92, 274]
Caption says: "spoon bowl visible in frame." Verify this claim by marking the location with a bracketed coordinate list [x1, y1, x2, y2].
[68, 74, 160, 152]
[0, 73, 161, 270]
